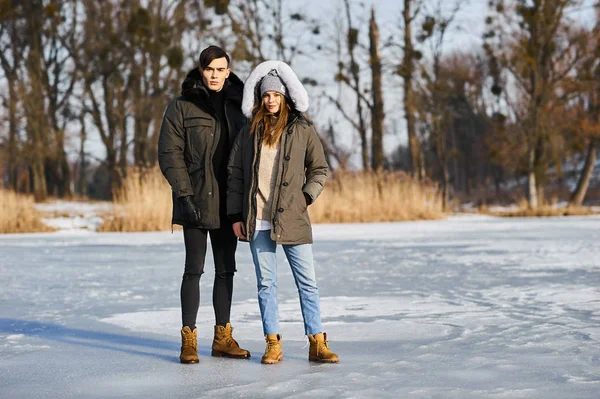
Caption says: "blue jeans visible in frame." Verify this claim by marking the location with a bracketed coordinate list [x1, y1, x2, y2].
[249, 230, 323, 336]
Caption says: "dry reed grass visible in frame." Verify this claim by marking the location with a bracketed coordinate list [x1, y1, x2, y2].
[309, 170, 444, 223]
[98, 168, 444, 232]
[481, 198, 599, 217]
[0, 190, 56, 234]
[98, 167, 174, 232]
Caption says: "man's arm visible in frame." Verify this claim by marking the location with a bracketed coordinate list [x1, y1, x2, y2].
[158, 101, 193, 198]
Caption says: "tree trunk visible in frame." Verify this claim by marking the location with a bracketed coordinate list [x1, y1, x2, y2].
[59, 149, 72, 197]
[106, 148, 119, 200]
[148, 114, 162, 166]
[442, 161, 450, 210]
[403, 0, 423, 179]
[24, 0, 47, 201]
[132, 65, 150, 168]
[31, 161, 47, 201]
[344, 0, 369, 170]
[570, 139, 597, 206]
[527, 145, 538, 209]
[134, 114, 149, 168]
[369, 7, 384, 170]
[0, 15, 24, 191]
[6, 80, 18, 190]
[54, 128, 72, 198]
[119, 111, 128, 180]
[79, 118, 87, 197]
[47, 102, 73, 198]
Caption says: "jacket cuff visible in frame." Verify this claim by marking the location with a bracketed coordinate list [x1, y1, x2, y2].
[173, 182, 193, 199]
[228, 213, 243, 223]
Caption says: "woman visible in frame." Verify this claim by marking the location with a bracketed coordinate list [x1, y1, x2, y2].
[227, 60, 339, 364]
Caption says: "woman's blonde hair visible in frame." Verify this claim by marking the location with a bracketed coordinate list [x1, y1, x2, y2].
[250, 92, 290, 147]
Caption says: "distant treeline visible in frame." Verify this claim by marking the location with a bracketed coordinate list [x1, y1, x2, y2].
[0, 0, 598, 208]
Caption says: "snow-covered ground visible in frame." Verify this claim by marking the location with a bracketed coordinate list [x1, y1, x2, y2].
[36, 200, 113, 231]
[1, 214, 599, 398]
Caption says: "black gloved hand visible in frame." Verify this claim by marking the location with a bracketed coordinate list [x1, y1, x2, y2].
[303, 192, 312, 207]
[178, 195, 201, 226]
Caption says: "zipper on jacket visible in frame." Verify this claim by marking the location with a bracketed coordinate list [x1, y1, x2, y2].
[206, 115, 220, 212]
[247, 128, 263, 239]
[206, 92, 224, 205]
[272, 115, 298, 236]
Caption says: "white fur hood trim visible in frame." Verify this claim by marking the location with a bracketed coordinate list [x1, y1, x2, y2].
[242, 60, 309, 118]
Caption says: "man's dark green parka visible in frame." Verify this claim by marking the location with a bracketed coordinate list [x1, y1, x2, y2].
[158, 69, 246, 228]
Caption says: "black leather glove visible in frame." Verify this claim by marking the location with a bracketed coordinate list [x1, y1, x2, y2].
[303, 192, 312, 206]
[178, 195, 201, 226]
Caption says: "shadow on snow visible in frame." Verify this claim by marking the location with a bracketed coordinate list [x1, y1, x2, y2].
[0, 318, 205, 363]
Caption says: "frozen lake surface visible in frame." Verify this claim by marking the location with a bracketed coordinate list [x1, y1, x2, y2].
[1, 215, 599, 398]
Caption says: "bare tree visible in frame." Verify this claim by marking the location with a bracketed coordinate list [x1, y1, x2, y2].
[399, 0, 425, 179]
[326, 0, 372, 170]
[369, 6, 384, 170]
[320, 118, 353, 170]
[485, 0, 588, 208]
[569, 6, 600, 206]
[41, 0, 80, 198]
[204, 0, 319, 68]
[77, 112, 88, 197]
[22, 0, 48, 200]
[416, 0, 462, 209]
[343, 0, 370, 170]
[0, 5, 26, 190]
[76, 0, 134, 198]
[0, 1, 80, 199]
[127, 0, 189, 168]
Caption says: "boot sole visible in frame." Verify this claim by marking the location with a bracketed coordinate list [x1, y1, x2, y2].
[180, 359, 199, 364]
[309, 356, 339, 363]
[211, 350, 251, 359]
[261, 355, 283, 364]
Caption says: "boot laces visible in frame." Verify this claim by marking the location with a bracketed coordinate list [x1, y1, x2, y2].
[183, 334, 196, 348]
[266, 338, 279, 351]
[316, 339, 329, 355]
[224, 327, 239, 346]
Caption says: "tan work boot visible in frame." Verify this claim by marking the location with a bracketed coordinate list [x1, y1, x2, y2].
[308, 333, 339, 363]
[211, 323, 251, 359]
[180, 326, 199, 364]
[261, 334, 283, 364]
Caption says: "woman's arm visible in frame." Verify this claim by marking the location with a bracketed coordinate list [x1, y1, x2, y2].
[303, 125, 329, 205]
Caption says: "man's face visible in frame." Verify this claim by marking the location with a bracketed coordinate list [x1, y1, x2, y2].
[201, 57, 230, 92]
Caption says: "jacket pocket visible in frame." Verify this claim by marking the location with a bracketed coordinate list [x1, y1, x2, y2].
[184, 117, 213, 162]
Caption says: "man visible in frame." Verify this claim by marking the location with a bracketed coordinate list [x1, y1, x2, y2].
[158, 46, 249, 364]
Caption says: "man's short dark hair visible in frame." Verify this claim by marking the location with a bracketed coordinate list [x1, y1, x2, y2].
[199, 45, 230, 69]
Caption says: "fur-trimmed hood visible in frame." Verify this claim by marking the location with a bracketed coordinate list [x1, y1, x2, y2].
[242, 60, 309, 118]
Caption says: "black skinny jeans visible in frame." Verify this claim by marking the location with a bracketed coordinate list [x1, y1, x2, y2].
[181, 223, 237, 329]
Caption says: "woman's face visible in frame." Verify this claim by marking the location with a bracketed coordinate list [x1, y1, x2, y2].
[263, 91, 282, 114]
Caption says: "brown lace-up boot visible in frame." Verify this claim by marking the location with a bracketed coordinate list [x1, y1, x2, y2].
[179, 326, 199, 364]
[308, 333, 339, 363]
[261, 334, 283, 364]
[211, 323, 251, 358]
